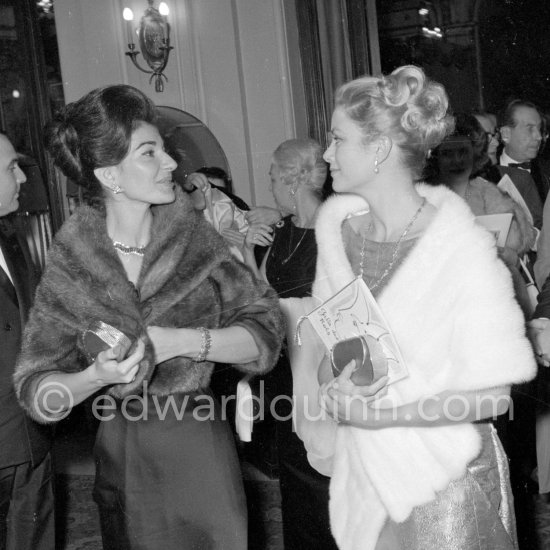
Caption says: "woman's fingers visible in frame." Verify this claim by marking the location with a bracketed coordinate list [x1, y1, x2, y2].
[119, 339, 145, 372]
[338, 359, 357, 379]
[186, 172, 209, 192]
[357, 375, 389, 397]
[318, 382, 337, 415]
[245, 224, 273, 247]
[332, 357, 389, 398]
[245, 207, 281, 226]
[122, 363, 141, 384]
[94, 338, 145, 384]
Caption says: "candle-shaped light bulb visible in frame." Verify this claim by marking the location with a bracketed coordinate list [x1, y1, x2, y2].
[122, 8, 134, 45]
[158, 3, 169, 42]
[122, 7, 134, 21]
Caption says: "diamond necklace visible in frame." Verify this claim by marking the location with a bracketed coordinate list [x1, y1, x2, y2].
[112, 240, 147, 257]
[359, 198, 426, 290]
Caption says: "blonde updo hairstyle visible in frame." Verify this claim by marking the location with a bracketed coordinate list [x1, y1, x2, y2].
[334, 65, 454, 178]
[272, 138, 327, 198]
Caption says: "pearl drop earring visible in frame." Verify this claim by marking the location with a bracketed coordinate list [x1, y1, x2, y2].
[374, 156, 379, 174]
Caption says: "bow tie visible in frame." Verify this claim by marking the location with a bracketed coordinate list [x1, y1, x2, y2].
[509, 161, 532, 170]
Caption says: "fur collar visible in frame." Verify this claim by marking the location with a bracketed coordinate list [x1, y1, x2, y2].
[286, 184, 536, 549]
[15, 189, 283, 415]
[313, 183, 484, 299]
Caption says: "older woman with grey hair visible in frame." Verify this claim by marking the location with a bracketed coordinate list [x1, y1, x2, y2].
[243, 138, 339, 549]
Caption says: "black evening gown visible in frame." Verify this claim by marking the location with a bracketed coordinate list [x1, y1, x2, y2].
[264, 215, 339, 550]
[93, 390, 247, 550]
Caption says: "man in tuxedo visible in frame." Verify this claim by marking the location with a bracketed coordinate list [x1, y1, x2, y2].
[0, 133, 54, 550]
[487, 102, 549, 545]
[497, 100, 550, 230]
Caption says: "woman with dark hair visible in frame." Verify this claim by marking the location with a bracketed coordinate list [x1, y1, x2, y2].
[13, 84, 283, 550]
[473, 111, 499, 166]
[286, 67, 536, 549]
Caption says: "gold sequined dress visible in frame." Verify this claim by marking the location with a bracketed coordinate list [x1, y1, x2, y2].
[376, 422, 516, 549]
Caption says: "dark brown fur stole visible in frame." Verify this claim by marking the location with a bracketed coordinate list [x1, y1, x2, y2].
[14, 190, 283, 422]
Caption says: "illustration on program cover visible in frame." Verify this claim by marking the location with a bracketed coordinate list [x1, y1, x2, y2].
[300, 277, 408, 384]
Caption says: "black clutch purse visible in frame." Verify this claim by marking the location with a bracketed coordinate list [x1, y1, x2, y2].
[330, 335, 388, 386]
[80, 321, 132, 363]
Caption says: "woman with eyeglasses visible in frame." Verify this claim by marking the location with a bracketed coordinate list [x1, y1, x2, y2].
[473, 111, 500, 165]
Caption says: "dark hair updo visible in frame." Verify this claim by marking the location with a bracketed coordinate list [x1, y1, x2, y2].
[334, 65, 454, 178]
[44, 84, 157, 205]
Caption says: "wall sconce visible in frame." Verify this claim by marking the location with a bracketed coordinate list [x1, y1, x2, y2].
[122, 1, 173, 92]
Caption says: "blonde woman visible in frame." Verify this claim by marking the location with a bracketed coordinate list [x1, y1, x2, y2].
[288, 66, 536, 549]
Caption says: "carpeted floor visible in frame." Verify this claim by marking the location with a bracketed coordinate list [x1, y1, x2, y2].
[53, 409, 284, 550]
[536, 496, 550, 550]
[53, 409, 550, 550]
[55, 473, 283, 550]
[55, 469, 550, 550]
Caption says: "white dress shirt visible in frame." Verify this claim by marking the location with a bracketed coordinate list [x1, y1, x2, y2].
[500, 150, 531, 172]
[0, 247, 14, 285]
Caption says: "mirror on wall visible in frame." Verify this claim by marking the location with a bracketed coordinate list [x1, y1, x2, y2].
[156, 106, 231, 190]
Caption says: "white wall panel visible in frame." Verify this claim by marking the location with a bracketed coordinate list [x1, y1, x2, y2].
[53, 0, 307, 207]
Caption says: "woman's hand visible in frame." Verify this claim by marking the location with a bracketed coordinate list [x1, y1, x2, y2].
[528, 318, 550, 366]
[245, 206, 282, 226]
[497, 245, 519, 268]
[319, 360, 389, 427]
[89, 339, 145, 386]
[318, 353, 334, 385]
[185, 172, 210, 193]
[221, 228, 246, 248]
[244, 223, 273, 248]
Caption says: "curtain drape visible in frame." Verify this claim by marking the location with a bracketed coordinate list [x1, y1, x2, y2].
[294, 0, 379, 146]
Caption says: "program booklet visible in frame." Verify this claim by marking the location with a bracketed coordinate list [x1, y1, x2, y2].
[298, 277, 408, 384]
[474, 213, 513, 247]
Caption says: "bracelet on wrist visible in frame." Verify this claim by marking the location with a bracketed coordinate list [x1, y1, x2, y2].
[194, 327, 212, 362]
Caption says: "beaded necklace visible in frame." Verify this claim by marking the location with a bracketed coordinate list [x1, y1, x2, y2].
[358, 198, 426, 291]
[112, 240, 147, 257]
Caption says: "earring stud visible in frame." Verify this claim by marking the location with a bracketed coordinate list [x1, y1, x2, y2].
[112, 185, 122, 194]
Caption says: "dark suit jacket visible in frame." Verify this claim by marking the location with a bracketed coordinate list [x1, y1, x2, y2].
[0, 220, 51, 468]
[484, 164, 544, 229]
[531, 157, 550, 205]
